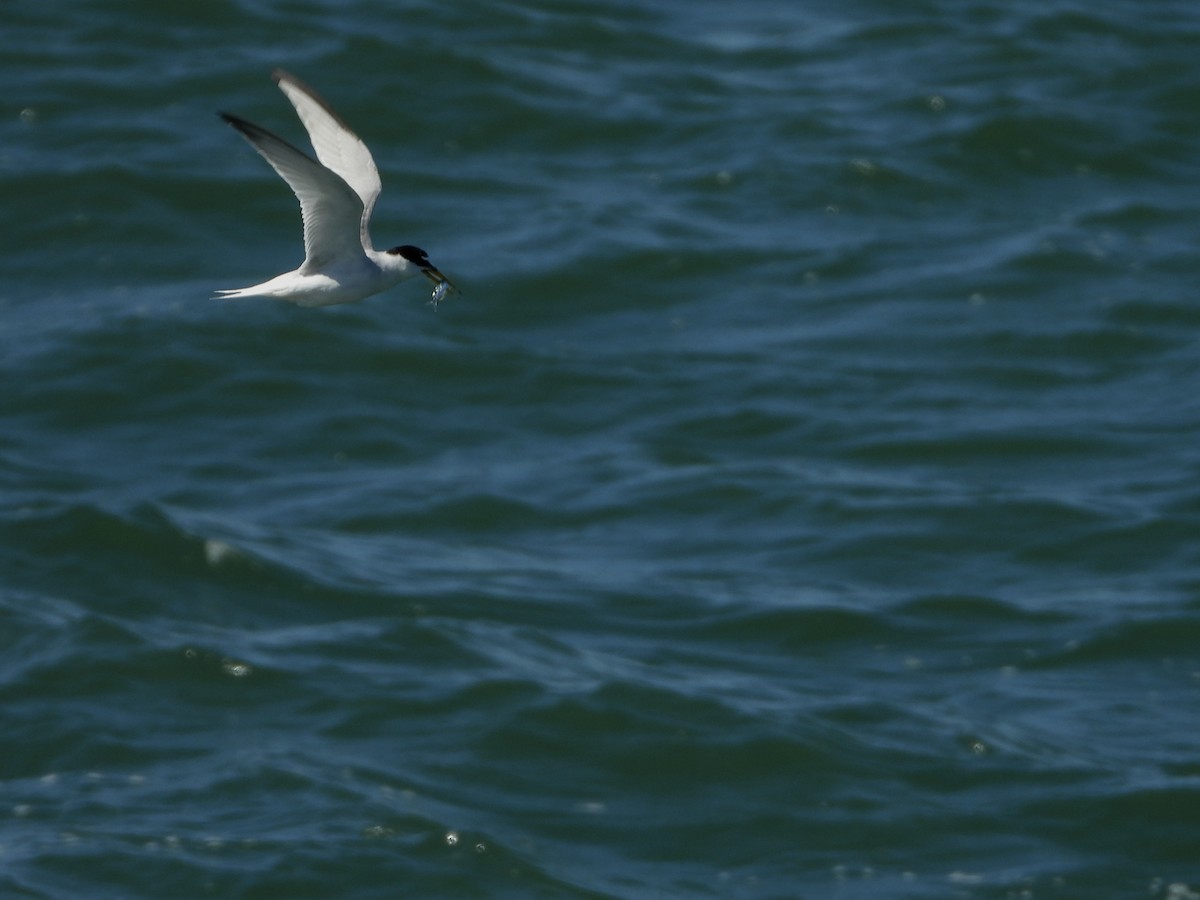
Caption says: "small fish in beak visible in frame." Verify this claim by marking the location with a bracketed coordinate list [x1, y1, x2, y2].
[424, 267, 458, 307]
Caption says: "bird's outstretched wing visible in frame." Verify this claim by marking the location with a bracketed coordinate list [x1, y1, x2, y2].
[219, 112, 366, 271]
[272, 69, 383, 251]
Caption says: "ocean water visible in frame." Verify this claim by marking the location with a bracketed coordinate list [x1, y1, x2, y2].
[3, 0, 1200, 896]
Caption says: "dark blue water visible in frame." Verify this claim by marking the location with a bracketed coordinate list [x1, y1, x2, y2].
[3, 1, 1200, 897]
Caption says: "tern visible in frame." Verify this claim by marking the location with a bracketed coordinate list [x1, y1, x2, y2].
[216, 69, 455, 307]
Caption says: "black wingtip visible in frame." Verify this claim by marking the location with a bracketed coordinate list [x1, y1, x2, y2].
[217, 112, 257, 136]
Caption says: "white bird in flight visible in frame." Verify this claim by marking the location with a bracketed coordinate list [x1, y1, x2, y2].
[217, 69, 456, 307]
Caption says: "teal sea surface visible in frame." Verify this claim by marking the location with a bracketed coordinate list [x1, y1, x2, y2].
[3, 0, 1200, 897]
